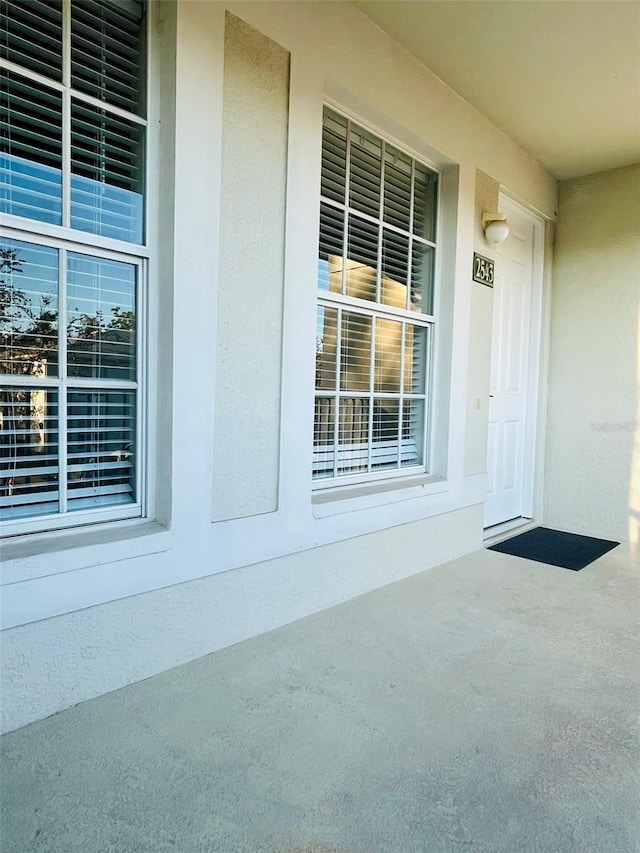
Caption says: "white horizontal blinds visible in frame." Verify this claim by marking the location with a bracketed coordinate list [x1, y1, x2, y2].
[374, 317, 402, 393]
[0, 242, 139, 521]
[0, 0, 63, 81]
[315, 305, 337, 390]
[413, 160, 437, 242]
[346, 216, 378, 303]
[314, 306, 337, 478]
[402, 399, 425, 467]
[337, 397, 369, 475]
[312, 306, 428, 479]
[383, 145, 411, 232]
[67, 253, 136, 380]
[67, 388, 135, 510]
[71, 0, 146, 117]
[0, 69, 63, 224]
[411, 160, 437, 318]
[318, 203, 343, 295]
[340, 311, 371, 392]
[313, 397, 335, 478]
[0, 1, 144, 532]
[69, 0, 147, 244]
[381, 229, 409, 309]
[402, 323, 428, 468]
[349, 124, 382, 219]
[336, 311, 371, 475]
[0, 239, 59, 376]
[320, 111, 347, 204]
[0, 386, 59, 520]
[403, 324, 428, 395]
[314, 106, 437, 482]
[371, 315, 426, 471]
[70, 100, 144, 243]
[411, 241, 435, 315]
[371, 398, 399, 470]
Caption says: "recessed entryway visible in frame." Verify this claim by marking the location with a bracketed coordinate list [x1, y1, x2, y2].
[484, 195, 544, 530]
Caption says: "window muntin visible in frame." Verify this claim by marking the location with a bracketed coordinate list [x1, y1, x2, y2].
[0, 0, 146, 534]
[314, 107, 438, 484]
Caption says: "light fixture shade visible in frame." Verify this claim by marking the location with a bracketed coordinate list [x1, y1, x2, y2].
[484, 218, 510, 244]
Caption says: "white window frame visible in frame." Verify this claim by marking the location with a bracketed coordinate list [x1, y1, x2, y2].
[0, 0, 149, 537]
[313, 105, 440, 490]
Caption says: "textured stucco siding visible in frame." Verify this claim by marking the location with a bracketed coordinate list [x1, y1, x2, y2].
[544, 164, 640, 543]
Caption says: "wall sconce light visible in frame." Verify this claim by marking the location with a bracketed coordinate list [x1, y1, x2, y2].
[482, 212, 510, 244]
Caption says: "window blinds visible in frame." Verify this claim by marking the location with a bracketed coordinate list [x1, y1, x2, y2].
[71, 0, 146, 116]
[1, 69, 63, 224]
[0, 1, 146, 242]
[0, 0, 145, 529]
[314, 107, 437, 482]
[0, 0, 63, 80]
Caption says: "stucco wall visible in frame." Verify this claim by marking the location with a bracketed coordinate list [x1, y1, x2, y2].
[212, 14, 289, 520]
[544, 164, 640, 544]
[1, 1, 557, 733]
[464, 170, 499, 476]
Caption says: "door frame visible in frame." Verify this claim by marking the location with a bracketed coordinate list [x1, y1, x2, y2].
[485, 193, 546, 529]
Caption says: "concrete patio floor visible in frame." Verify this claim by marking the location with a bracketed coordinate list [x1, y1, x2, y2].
[2, 543, 639, 852]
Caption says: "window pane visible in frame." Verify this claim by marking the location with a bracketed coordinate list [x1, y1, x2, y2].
[410, 242, 435, 315]
[67, 389, 136, 511]
[71, 0, 146, 116]
[403, 324, 428, 394]
[0, 239, 59, 376]
[0, 69, 63, 225]
[0, 386, 59, 520]
[381, 228, 409, 309]
[318, 203, 344, 294]
[314, 109, 435, 485]
[0, 0, 63, 81]
[315, 306, 337, 390]
[374, 317, 402, 393]
[67, 253, 136, 381]
[337, 397, 369, 476]
[313, 396, 335, 479]
[413, 162, 437, 242]
[349, 125, 381, 218]
[402, 399, 425, 468]
[346, 216, 378, 302]
[340, 311, 371, 392]
[71, 100, 144, 243]
[321, 110, 347, 204]
[372, 398, 400, 470]
[383, 145, 411, 232]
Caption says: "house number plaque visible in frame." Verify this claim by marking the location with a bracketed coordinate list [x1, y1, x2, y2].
[472, 252, 494, 287]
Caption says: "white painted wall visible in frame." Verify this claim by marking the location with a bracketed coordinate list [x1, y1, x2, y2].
[0, 1, 557, 733]
[464, 170, 499, 477]
[544, 164, 640, 544]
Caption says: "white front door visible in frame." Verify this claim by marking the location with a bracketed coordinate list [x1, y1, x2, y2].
[484, 197, 541, 529]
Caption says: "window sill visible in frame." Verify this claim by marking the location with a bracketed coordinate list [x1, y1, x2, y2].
[1, 519, 174, 586]
[312, 474, 448, 518]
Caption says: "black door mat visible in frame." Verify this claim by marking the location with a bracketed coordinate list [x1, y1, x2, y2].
[488, 526, 619, 571]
